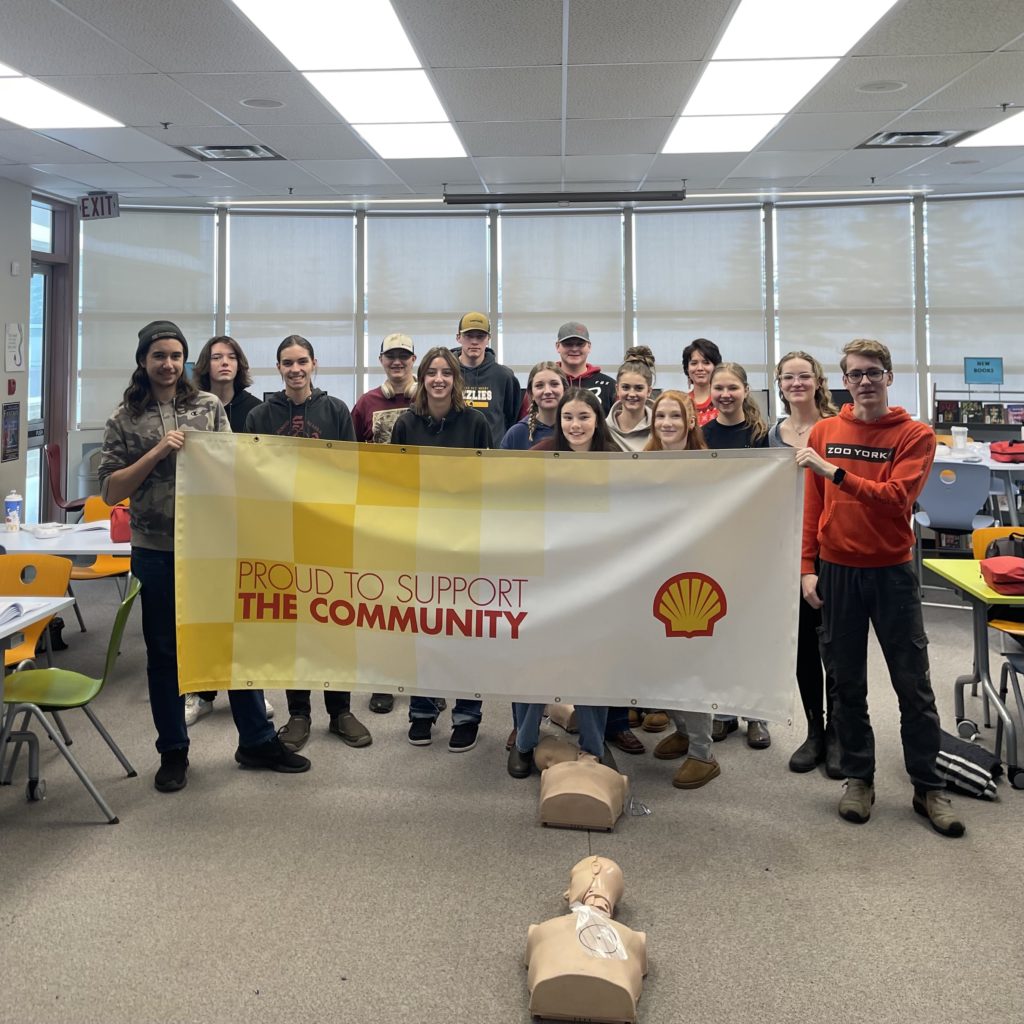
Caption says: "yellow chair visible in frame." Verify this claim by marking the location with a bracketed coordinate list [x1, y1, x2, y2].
[68, 495, 130, 630]
[0, 553, 73, 670]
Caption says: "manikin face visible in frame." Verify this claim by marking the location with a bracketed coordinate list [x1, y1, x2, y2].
[423, 356, 455, 405]
[711, 371, 747, 421]
[278, 344, 315, 396]
[208, 341, 238, 386]
[778, 357, 817, 409]
[457, 330, 489, 364]
[843, 352, 891, 416]
[653, 399, 693, 449]
[381, 348, 415, 385]
[556, 336, 590, 373]
[144, 338, 185, 393]
[530, 370, 564, 412]
[687, 350, 714, 388]
[616, 372, 650, 413]
[561, 399, 597, 451]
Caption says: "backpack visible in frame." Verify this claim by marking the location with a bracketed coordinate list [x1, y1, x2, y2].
[990, 440, 1024, 464]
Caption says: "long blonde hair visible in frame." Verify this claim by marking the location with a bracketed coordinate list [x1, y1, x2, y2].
[644, 391, 707, 451]
[711, 362, 768, 444]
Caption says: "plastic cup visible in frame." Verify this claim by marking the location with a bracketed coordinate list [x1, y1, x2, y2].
[951, 426, 968, 450]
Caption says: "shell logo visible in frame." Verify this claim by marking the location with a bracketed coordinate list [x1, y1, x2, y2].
[652, 572, 727, 638]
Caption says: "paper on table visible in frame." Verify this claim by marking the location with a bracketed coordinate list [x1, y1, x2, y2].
[73, 522, 112, 532]
[0, 601, 25, 626]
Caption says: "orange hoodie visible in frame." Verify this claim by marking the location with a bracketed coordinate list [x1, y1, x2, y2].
[801, 405, 935, 572]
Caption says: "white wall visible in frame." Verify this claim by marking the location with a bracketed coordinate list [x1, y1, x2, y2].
[0, 177, 29, 501]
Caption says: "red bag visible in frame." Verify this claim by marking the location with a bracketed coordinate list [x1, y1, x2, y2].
[109, 505, 131, 543]
[990, 440, 1024, 464]
[980, 556, 1024, 595]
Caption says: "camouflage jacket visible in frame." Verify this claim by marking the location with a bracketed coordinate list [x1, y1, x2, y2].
[97, 392, 228, 550]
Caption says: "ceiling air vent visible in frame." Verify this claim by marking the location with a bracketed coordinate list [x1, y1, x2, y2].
[177, 144, 283, 161]
[860, 130, 969, 149]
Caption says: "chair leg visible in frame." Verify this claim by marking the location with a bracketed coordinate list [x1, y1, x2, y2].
[9, 702, 118, 824]
[1, 709, 34, 785]
[82, 705, 136, 777]
[51, 710, 74, 746]
[995, 663, 1008, 762]
[67, 584, 87, 632]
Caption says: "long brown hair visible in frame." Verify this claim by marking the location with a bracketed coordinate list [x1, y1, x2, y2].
[644, 390, 707, 451]
[412, 347, 466, 416]
[553, 389, 619, 452]
[711, 362, 768, 444]
[525, 361, 568, 442]
[194, 335, 253, 394]
[122, 334, 198, 419]
[775, 351, 837, 418]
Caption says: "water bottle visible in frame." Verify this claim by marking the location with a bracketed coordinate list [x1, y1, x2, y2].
[4, 489, 23, 531]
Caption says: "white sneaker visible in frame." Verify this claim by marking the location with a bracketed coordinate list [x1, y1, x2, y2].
[184, 694, 214, 727]
[264, 696, 275, 721]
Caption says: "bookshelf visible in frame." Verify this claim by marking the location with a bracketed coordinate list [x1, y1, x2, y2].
[932, 385, 1024, 435]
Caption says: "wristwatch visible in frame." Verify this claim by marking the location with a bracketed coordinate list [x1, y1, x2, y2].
[832, 467, 846, 487]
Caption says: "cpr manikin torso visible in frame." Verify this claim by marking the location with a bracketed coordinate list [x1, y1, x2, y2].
[535, 736, 629, 831]
[526, 857, 647, 1024]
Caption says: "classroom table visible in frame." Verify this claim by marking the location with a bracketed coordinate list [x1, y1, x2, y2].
[923, 557, 1024, 788]
[0, 522, 130, 558]
[933, 444, 1024, 527]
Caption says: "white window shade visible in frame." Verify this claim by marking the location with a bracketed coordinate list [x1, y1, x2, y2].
[925, 197, 1024, 398]
[78, 210, 216, 426]
[775, 203, 916, 413]
[500, 213, 624, 372]
[635, 208, 766, 392]
[365, 214, 488, 390]
[227, 214, 356, 405]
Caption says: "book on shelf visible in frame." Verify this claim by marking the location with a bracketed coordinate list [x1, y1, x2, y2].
[960, 400, 984, 424]
[1006, 403, 1024, 425]
[934, 400, 960, 424]
[984, 403, 1006, 424]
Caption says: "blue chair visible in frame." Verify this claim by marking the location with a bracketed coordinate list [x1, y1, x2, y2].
[914, 462, 996, 596]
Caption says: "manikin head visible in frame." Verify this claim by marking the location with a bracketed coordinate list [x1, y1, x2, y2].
[564, 856, 624, 917]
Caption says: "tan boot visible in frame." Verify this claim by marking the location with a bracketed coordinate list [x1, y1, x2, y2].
[672, 756, 720, 789]
[653, 731, 690, 760]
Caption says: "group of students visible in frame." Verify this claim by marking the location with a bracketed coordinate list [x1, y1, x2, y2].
[95, 312, 967, 839]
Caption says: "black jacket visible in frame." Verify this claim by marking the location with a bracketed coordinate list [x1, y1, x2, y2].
[390, 407, 492, 450]
[224, 389, 262, 433]
[244, 388, 355, 441]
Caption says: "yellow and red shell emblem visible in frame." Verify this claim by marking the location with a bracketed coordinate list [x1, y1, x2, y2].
[652, 572, 727, 638]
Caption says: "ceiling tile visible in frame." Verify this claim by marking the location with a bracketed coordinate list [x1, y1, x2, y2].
[181, 182, 260, 197]
[567, 64, 702, 119]
[119, 161, 241, 186]
[762, 111, 900, 151]
[391, 0, 563, 69]
[801, 149, 935, 180]
[40, 128, 186, 163]
[719, 176, 809, 190]
[33, 163, 166, 189]
[432, 68, 562, 122]
[0, 165, 93, 192]
[796, 54, 983, 114]
[135, 125, 261, 147]
[644, 153, 746, 186]
[569, 0, 733, 63]
[888, 109, 1011, 133]
[294, 160, 406, 188]
[563, 155, 655, 182]
[458, 121, 562, 158]
[247, 124, 373, 161]
[0, 130, 105, 164]
[170, 72, 340, 125]
[387, 157, 481, 190]
[59, 0, 291, 73]
[566, 118, 673, 156]
[730, 150, 845, 179]
[475, 156, 563, 185]
[918, 51, 1024, 111]
[854, 0, 1024, 57]
[203, 160, 335, 192]
[116, 186, 192, 198]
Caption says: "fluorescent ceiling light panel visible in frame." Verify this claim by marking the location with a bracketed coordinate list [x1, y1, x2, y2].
[663, 115, 783, 153]
[956, 110, 1024, 147]
[713, 0, 901, 59]
[230, 0, 419, 70]
[0, 77, 122, 129]
[685, 59, 838, 116]
[355, 122, 466, 159]
[305, 70, 447, 123]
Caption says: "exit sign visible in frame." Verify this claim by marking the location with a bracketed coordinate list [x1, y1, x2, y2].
[79, 191, 120, 220]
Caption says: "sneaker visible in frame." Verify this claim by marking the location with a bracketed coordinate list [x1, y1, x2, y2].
[277, 715, 311, 752]
[913, 789, 966, 838]
[235, 736, 311, 773]
[368, 693, 394, 714]
[672, 756, 720, 789]
[746, 720, 771, 749]
[184, 694, 213, 727]
[838, 779, 875, 824]
[264, 696, 275, 721]
[507, 745, 533, 778]
[449, 722, 479, 752]
[154, 748, 189, 792]
[641, 711, 670, 733]
[408, 718, 435, 746]
[712, 717, 738, 742]
[606, 729, 645, 755]
[329, 711, 372, 748]
[653, 731, 690, 760]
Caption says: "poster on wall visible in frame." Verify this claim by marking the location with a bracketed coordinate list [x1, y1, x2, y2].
[1, 402, 19, 463]
[4, 323, 24, 372]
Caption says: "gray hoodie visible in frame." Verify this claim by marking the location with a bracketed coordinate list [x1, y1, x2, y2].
[607, 400, 653, 452]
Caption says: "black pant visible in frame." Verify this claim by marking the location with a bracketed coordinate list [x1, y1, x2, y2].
[286, 689, 351, 718]
[796, 592, 829, 720]
[817, 560, 943, 790]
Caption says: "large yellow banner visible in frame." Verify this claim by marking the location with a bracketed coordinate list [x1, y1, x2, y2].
[176, 433, 801, 722]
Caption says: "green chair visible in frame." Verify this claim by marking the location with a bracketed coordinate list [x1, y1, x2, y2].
[0, 577, 141, 824]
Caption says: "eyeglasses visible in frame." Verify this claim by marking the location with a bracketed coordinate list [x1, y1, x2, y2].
[844, 368, 887, 383]
[778, 373, 815, 384]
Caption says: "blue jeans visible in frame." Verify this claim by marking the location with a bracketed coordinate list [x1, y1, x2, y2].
[514, 702, 608, 758]
[668, 710, 714, 761]
[131, 547, 275, 754]
[409, 696, 482, 725]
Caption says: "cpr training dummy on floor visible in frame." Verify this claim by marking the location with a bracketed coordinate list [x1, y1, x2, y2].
[525, 856, 648, 1024]
[535, 735, 629, 831]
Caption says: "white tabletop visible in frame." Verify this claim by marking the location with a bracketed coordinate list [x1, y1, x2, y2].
[934, 442, 1024, 474]
[0, 523, 131, 558]
[0, 595, 77, 643]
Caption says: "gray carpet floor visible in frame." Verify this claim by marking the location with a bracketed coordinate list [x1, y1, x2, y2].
[1, 580, 1023, 1024]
